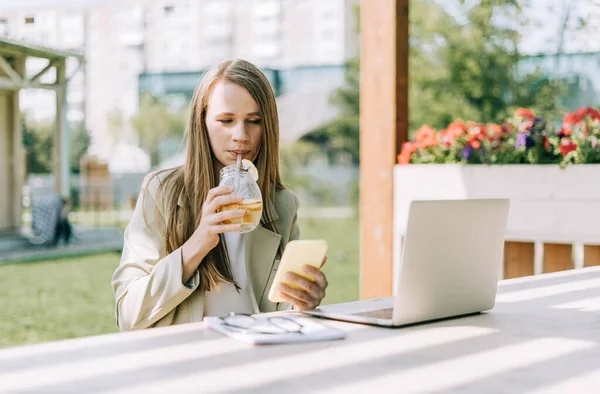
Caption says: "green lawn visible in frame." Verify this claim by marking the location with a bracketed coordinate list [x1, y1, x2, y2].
[0, 217, 359, 348]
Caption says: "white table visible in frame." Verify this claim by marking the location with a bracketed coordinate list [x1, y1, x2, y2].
[3, 267, 600, 394]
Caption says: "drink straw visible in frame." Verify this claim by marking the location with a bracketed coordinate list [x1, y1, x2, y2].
[235, 153, 242, 191]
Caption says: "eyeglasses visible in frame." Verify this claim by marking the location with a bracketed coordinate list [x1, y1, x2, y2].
[220, 312, 304, 335]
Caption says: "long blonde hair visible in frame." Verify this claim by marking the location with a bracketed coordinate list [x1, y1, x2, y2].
[150, 59, 284, 292]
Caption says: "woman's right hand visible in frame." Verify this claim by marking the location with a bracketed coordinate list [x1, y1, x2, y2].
[195, 186, 246, 252]
[181, 186, 245, 281]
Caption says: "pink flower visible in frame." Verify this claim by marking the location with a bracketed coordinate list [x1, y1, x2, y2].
[414, 125, 438, 148]
[516, 108, 535, 120]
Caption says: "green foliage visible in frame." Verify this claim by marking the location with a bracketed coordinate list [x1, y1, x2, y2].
[300, 113, 360, 165]
[299, 11, 360, 165]
[411, 0, 564, 127]
[280, 140, 319, 191]
[130, 92, 187, 166]
[301, 0, 567, 164]
[21, 118, 90, 175]
[280, 141, 354, 206]
[22, 117, 53, 174]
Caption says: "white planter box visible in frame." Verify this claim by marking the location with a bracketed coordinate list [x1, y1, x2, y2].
[392, 164, 600, 283]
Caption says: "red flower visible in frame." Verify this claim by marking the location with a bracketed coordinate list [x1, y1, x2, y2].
[516, 108, 535, 120]
[446, 120, 467, 138]
[469, 139, 481, 149]
[438, 129, 452, 148]
[542, 136, 550, 151]
[559, 138, 577, 156]
[564, 108, 586, 125]
[585, 107, 600, 121]
[518, 120, 534, 132]
[562, 107, 600, 136]
[398, 142, 417, 164]
[486, 123, 503, 139]
[414, 125, 438, 148]
[558, 126, 573, 137]
[466, 123, 486, 149]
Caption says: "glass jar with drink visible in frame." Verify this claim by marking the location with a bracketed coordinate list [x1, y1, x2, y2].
[216, 159, 263, 233]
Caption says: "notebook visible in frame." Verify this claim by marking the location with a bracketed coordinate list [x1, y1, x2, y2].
[204, 314, 346, 345]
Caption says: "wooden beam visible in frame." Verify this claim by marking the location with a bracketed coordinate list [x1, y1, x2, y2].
[0, 76, 18, 90]
[0, 55, 23, 84]
[0, 75, 60, 90]
[359, 0, 409, 299]
[34, 83, 61, 90]
[30, 59, 56, 83]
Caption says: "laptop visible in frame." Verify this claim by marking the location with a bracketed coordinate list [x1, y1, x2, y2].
[302, 199, 510, 327]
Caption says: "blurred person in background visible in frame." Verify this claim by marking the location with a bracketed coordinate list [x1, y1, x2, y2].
[112, 59, 328, 331]
[31, 194, 72, 247]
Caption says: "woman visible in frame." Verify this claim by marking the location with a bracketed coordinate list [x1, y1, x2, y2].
[112, 59, 329, 331]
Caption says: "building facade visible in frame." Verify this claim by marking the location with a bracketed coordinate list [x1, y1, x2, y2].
[0, 0, 359, 159]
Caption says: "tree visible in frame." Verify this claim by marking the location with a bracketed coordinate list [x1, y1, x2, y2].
[412, 0, 564, 125]
[131, 92, 187, 166]
[21, 117, 90, 175]
[22, 117, 53, 174]
[299, 20, 360, 165]
[301, 0, 567, 164]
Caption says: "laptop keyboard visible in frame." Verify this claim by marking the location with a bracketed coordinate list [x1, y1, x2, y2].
[351, 308, 394, 319]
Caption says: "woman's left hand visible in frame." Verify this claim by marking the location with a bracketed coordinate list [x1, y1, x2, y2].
[279, 256, 328, 310]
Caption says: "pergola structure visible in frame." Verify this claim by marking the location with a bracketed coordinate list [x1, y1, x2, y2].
[0, 38, 83, 233]
[360, 0, 409, 298]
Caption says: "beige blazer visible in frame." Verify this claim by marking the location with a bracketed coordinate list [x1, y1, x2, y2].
[111, 170, 299, 331]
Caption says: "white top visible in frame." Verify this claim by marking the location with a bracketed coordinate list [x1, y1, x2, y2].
[203, 232, 255, 317]
[5, 267, 600, 394]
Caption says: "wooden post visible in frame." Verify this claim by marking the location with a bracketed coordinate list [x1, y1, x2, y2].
[359, 0, 409, 299]
[543, 243, 574, 273]
[503, 241, 535, 279]
[54, 60, 70, 198]
[11, 55, 24, 230]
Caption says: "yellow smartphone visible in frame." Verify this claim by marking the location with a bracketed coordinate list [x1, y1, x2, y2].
[268, 239, 328, 303]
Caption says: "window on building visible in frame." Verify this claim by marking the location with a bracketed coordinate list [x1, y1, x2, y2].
[164, 5, 175, 14]
[323, 10, 336, 19]
[322, 29, 335, 40]
[25, 16, 35, 24]
[0, 18, 8, 36]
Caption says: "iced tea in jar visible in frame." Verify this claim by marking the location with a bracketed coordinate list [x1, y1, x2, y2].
[216, 160, 263, 233]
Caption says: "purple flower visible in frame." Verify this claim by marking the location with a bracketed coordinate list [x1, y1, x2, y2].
[516, 132, 527, 149]
[591, 136, 598, 150]
[463, 145, 473, 159]
[516, 132, 535, 150]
